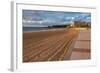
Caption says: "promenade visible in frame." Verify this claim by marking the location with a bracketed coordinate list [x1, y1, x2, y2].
[71, 28, 91, 60]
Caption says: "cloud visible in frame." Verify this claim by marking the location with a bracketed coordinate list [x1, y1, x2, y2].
[23, 10, 91, 27]
[22, 19, 73, 27]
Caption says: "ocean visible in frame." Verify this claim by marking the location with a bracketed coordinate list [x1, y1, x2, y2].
[23, 27, 55, 32]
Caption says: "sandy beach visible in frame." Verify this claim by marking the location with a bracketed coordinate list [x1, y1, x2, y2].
[23, 28, 78, 62]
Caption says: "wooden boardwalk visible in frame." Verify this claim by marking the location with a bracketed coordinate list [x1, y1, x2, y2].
[23, 28, 78, 62]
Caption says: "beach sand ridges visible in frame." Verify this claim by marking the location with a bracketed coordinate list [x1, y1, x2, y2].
[23, 28, 78, 62]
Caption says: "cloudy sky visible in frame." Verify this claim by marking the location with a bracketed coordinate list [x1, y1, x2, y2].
[22, 10, 91, 27]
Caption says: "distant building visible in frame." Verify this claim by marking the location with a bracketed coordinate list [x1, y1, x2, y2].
[73, 21, 91, 28]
